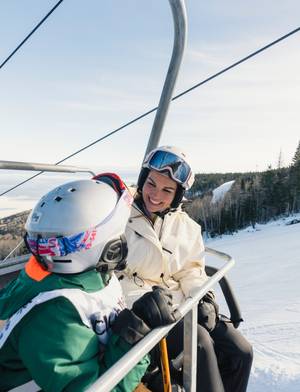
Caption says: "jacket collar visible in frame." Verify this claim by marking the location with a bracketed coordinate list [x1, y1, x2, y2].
[127, 203, 163, 248]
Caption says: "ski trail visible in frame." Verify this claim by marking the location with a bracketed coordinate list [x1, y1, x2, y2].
[208, 215, 300, 392]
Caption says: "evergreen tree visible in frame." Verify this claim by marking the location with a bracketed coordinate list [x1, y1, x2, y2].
[292, 140, 300, 165]
[277, 149, 283, 169]
[290, 141, 300, 211]
[186, 141, 300, 236]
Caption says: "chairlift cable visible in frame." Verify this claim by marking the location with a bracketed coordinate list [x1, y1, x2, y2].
[1, 240, 24, 263]
[0, 0, 64, 70]
[1, 26, 299, 197]
[0, 108, 158, 196]
[173, 26, 300, 100]
[1, 172, 43, 197]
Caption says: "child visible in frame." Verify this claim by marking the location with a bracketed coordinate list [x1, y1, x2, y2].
[0, 174, 179, 392]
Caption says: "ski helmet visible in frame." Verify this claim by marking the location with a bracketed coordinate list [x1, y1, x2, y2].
[137, 146, 194, 208]
[25, 174, 133, 274]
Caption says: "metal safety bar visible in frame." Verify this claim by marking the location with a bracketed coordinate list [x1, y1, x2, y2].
[0, 255, 28, 272]
[0, 160, 96, 176]
[0, 250, 235, 391]
[86, 247, 235, 392]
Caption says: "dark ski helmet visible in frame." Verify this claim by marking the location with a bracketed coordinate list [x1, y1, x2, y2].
[25, 174, 133, 274]
[137, 146, 194, 208]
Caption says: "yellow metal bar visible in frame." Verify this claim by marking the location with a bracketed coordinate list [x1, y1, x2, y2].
[159, 338, 172, 392]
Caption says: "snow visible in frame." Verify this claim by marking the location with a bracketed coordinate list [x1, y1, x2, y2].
[211, 180, 235, 204]
[1, 211, 299, 391]
[205, 214, 300, 391]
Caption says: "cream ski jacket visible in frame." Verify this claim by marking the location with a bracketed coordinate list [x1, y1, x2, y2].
[120, 202, 208, 308]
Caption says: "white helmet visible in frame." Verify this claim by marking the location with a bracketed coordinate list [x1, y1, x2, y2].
[25, 174, 133, 274]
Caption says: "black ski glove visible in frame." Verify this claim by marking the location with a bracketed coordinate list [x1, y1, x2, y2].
[132, 286, 181, 328]
[112, 308, 151, 345]
[198, 291, 219, 332]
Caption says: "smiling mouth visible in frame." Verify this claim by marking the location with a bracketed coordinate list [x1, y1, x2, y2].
[149, 198, 161, 206]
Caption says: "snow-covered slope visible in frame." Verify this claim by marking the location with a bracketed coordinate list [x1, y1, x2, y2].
[206, 215, 300, 391]
[211, 180, 235, 204]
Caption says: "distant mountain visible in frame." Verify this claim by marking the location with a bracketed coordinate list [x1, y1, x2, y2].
[0, 210, 30, 236]
[0, 210, 30, 259]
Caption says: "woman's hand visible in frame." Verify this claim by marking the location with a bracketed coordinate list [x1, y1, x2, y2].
[132, 286, 181, 328]
[198, 292, 219, 332]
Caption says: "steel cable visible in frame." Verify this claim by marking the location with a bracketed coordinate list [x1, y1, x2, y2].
[1, 26, 299, 197]
[0, 0, 64, 70]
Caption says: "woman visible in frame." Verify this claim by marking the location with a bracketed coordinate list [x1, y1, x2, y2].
[119, 146, 253, 392]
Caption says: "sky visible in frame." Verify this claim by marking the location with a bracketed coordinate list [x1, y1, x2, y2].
[0, 0, 300, 217]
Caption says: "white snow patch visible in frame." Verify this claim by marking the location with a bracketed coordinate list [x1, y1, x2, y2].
[211, 180, 235, 204]
[205, 213, 300, 391]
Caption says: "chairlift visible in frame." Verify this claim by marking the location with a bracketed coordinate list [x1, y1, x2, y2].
[0, 1, 243, 391]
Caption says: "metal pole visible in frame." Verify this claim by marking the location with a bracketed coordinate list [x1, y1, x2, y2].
[0, 160, 96, 176]
[183, 306, 198, 392]
[144, 0, 187, 157]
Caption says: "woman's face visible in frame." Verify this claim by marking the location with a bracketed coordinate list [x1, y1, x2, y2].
[142, 170, 177, 213]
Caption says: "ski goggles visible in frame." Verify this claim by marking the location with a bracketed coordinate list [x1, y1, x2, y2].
[92, 172, 126, 196]
[24, 228, 98, 258]
[25, 231, 128, 272]
[144, 150, 191, 187]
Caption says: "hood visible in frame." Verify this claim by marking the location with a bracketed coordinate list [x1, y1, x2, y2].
[0, 257, 106, 319]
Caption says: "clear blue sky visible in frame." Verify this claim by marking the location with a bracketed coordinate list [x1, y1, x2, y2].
[0, 0, 300, 217]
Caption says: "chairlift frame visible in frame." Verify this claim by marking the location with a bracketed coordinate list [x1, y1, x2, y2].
[0, 1, 240, 391]
[0, 160, 96, 176]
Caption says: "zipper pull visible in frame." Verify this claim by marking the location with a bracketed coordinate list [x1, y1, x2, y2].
[133, 272, 144, 288]
[160, 273, 170, 288]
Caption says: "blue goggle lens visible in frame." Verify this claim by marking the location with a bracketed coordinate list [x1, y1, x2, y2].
[147, 151, 190, 184]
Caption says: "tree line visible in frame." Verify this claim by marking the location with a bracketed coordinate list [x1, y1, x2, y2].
[186, 141, 300, 237]
[1, 142, 300, 258]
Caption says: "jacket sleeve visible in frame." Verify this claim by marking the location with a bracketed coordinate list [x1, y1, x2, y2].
[171, 218, 212, 299]
[103, 333, 150, 391]
[13, 297, 148, 392]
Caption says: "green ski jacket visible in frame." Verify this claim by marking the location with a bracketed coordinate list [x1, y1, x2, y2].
[0, 256, 149, 392]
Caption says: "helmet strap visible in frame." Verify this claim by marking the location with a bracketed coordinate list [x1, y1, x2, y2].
[24, 233, 49, 271]
[137, 167, 150, 193]
[171, 185, 185, 209]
